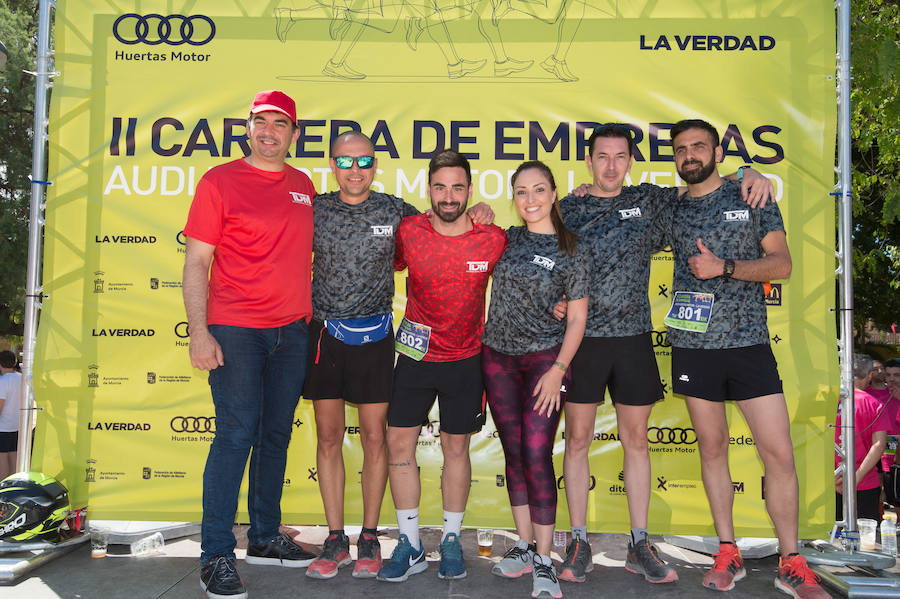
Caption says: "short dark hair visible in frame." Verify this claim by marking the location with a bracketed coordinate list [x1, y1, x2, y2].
[588, 124, 634, 157]
[0, 350, 16, 369]
[428, 149, 471, 185]
[671, 119, 720, 148]
[885, 358, 900, 369]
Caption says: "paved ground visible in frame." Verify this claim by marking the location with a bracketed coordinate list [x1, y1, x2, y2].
[1, 526, 859, 599]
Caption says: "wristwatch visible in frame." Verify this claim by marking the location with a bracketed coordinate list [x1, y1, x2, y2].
[722, 259, 735, 279]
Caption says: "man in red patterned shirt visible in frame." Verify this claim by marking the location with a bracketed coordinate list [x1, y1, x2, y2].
[376, 149, 507, 583]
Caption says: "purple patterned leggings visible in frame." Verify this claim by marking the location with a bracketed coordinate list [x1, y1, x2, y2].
[482, 345, 569, 525]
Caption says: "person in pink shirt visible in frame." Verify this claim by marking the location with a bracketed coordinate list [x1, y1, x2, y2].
[881, 359, 900, 473]
[835, 354, 890, 522]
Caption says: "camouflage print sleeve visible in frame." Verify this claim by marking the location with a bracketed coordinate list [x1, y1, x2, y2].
[402, 201, 420, 218]
[756, 198, 785, 241]
[647, 185, 678, 253]
[565, 242, 592, 301]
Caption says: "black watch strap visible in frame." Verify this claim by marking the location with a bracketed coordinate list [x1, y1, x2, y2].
[723, 259, 735, 279]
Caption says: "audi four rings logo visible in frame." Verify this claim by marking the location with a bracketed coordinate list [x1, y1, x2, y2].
[113, 14, 216, 46]
[651, 330, 670, 348]
[171, 416, 215, 433]
[647, 426, 697, 445]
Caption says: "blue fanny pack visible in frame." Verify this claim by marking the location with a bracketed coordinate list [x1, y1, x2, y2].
[324, 313, 393, 345]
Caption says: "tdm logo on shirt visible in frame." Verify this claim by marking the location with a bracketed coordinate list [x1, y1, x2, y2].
[467, 261, 489, 273]
[724, 210, 749, 221]
[288, 192, 311, 205]
[531, 255, 556, 270]
[371, 225, 393, 236]
[619, 207, 642, 219]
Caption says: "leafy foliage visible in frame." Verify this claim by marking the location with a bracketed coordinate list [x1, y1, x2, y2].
[0, 0, 40, 335]
[850, 0, 900, 332]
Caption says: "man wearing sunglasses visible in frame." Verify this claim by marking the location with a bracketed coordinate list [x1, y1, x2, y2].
[304, 133, 495, 581]
[183, 90, 316, 599]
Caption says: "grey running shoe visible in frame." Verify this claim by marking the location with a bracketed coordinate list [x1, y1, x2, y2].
[558, 537, 593, 583]
[625, 538, 679, 583]
[492, 539, 534, 578]
[531, 554, 562, 598]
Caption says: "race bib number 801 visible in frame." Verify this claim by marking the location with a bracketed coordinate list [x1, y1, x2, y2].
[663, 291, 715, 333]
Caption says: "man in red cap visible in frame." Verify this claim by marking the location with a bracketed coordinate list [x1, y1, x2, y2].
[183, 90, 316, 599]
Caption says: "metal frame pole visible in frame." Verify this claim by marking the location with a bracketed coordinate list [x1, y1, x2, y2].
[835, 0, 857, 539]
[16, 0, 54, 473]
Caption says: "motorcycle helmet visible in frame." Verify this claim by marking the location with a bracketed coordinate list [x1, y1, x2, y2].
[0, 472, 70, 541]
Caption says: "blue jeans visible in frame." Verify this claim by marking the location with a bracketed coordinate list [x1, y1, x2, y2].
[200, 319, 308, 562]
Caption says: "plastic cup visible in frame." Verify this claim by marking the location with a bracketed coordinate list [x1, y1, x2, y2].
[91, 530, 108, 558]
[859, 518, 877, 551]
[477, 529, 493, 556]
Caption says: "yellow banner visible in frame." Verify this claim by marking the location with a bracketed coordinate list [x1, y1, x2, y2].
[34, 1, 837, 537]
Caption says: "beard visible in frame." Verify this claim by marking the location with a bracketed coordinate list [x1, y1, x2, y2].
[677, 156, 717, 184]
[431, 199, 467, 223]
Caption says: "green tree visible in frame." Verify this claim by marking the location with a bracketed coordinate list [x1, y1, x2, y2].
[0, 0, 41, 336]
[850, 0, 900, 333]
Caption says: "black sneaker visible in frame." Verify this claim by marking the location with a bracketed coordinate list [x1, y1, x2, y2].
[245, 532, 316, 567]
[558, 537, 594, 583]
[625, 538, 679, 583]
[200, 556, 248, 599]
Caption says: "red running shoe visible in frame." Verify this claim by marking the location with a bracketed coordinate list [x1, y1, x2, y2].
[352, 532, 382, 579]
[702, 542, 745, 591]
[775, 554, 831, 598]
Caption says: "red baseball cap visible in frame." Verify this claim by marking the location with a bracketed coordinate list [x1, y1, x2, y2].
[249, 90, 296, 122]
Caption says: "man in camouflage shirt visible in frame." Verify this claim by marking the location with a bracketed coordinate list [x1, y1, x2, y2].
[556, 124, 773, 585]
[667, 119, 827, 599]
[303, 131, 419, 579]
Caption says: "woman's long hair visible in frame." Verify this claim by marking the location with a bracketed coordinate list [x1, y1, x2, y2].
[510, 160, 578, 256]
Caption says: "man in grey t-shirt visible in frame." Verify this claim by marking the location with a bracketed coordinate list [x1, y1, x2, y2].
[304, 131, 418, 579]
[556, 124, 773, 586]
[668, 119, 826, 599]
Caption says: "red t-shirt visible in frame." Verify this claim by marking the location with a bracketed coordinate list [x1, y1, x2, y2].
[835, 389, 891, 491]
[184, 159, 315, 328]
[395, 214, 507, 362]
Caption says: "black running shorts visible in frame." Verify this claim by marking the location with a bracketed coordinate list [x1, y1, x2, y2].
[388, 353, 485, 434]
[303, 319, 394, 404]
[568, 334, 664, 405]
[671, 344, 783, 402]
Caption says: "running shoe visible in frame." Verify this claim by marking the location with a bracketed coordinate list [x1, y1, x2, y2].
[558, 537, 593, 583]
[625, 538, 679, 583]
[531, 554, 562, 598]
[438, 532, 467, 579]
[305, 531, 352, 579]
[775, 554, 831, 598]
[376, 533, 428, 582]
[200, 556, 248, 599]
[245, 532, 317, 568]
[492, 539, 535, 578]
[352, 531, 382, 579]
[703, 542, 746, 591]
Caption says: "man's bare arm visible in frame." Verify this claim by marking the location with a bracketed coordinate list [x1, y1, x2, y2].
[183, 237, 224, 370]
[688, 230, 791, 282]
